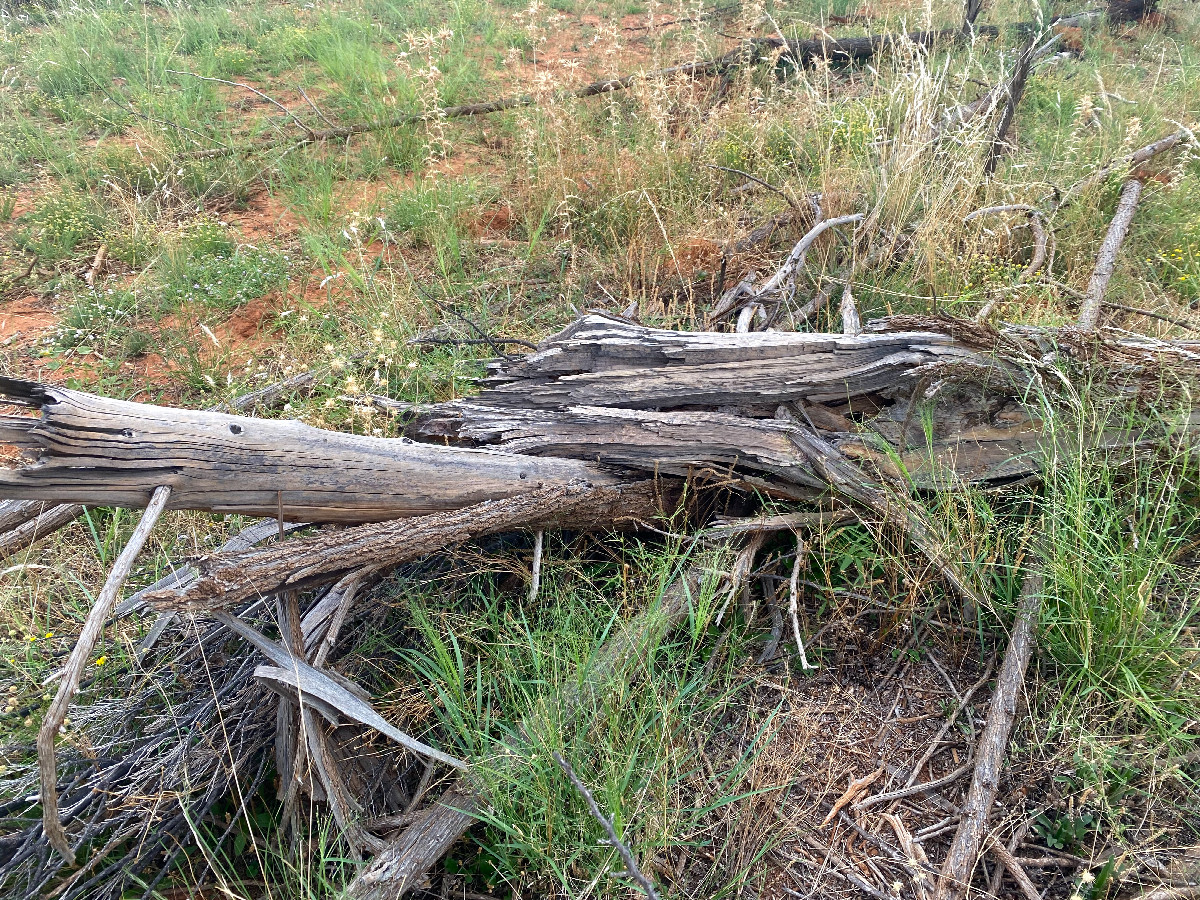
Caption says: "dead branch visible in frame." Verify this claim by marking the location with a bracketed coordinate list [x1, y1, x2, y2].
[984, 35, 1038, 176]
[821, 767, 883, 825]
[553, 752, 661, 900]
[528, 529, 544, 602]
[854, 759, 974, 812]
[145, 481, 665, 611]
[716, 530, 765, 624]
[187, 28, 996, 158]
[38, 486, 171, 865]
[839, 280, 861, 336]
[1078, 177, 1144, 332]
[707, 163, 803, 212]
[0, 502, 84, 561]
[787, 536, 816, 669]
[217, 611, 466, 769]
[933, 567, 1044, 900]
[1059, 128, 1194, 206]
[987, 836, 1042, 900]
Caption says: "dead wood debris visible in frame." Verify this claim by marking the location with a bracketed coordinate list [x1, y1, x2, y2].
[3, 74, 1199, 900]
[934, 567, 1043, 900]
[175, 28, 998, 158]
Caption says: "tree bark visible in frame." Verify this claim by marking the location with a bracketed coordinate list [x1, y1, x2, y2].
[144, 480, 668, 611]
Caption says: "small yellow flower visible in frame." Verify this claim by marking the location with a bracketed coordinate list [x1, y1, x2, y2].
[95, 655, 107, 666]
[45, 632, 53, 639]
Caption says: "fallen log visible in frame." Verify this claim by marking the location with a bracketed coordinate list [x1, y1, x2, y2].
[0, 377, 621, 523]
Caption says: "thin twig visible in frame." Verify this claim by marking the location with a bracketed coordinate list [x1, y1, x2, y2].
[1102, 301, 1200, 332]
[298, 86, 337, 129]
[552, 752, 660, 900]
[706, 164, 801, 211]
[788, 537, 816, 670]
[854, 759, 974, 812]
[902, 655, 995, 790]
[39, 485, 172, 864]
[529, 530, 544, 602]
[166, 69, 315, 137]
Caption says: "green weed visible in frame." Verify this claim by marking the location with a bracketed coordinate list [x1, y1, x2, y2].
[159, 246, 290, 312]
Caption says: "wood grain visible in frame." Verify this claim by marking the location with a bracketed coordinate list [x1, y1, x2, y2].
[0, 378, 620, 523]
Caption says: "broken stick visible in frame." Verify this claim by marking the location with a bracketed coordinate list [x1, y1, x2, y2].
[38, 485, 172, 865]
[932, 567, 1044, 900]
[1078, 177, 1144, 333]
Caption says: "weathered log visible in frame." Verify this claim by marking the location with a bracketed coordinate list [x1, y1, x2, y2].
[415, 402, 829, 490]
[144, 481, 667, 611]
[468, 314, 988, 410]
[0, 377, 621, 523]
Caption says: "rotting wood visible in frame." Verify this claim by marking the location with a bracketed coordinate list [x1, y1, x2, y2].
[453, 313, 987, 410]
[933, 567, 1044, 900]
[38, 485, 172, 865]
[9, 316, 1197, 532]
[0, 368, 335, 554]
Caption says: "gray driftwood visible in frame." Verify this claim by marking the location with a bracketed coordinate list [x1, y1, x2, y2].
[0, 377, 619, 523]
